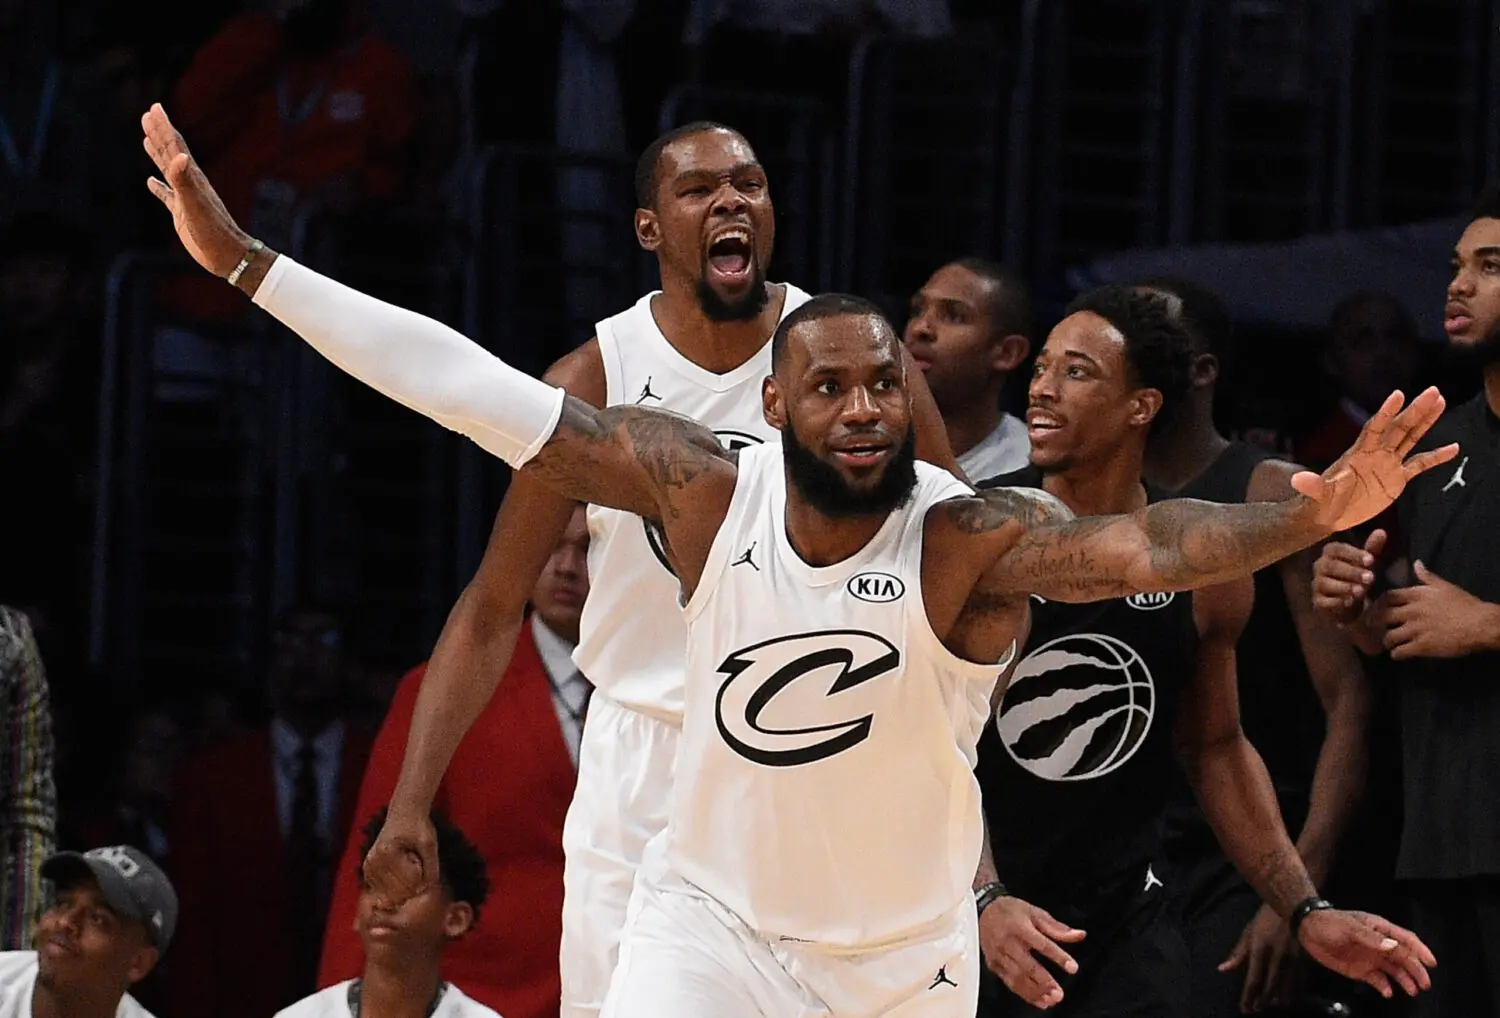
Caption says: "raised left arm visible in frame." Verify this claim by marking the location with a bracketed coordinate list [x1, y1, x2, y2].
[979, 389, 1455, 604]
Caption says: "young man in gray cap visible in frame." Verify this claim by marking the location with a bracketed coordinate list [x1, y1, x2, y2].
[0, 845, 176, 1017]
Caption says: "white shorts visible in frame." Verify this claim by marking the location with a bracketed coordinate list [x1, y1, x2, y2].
[602, 869, 980, 1018]
[560, 693, 680, 1018]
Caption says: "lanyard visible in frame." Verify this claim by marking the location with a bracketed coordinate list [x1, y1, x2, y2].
[0, 60, 59, 178]
[346, 978, 448, 1018]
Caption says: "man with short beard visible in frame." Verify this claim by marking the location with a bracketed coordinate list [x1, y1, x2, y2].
[140, 107, 961, 1018]
[1313, 186, 1500, 1018]
[146, 100, 1452, 1016]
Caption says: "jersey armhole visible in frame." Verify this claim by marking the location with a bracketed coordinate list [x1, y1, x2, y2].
[595, 320, 624, 407]
[682, 448, 761, 623]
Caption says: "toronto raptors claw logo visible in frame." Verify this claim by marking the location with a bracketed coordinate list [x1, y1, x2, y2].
[996, 633, 1155, 781]
[643, 430, 766, 573]
[715, 630, 900, 766]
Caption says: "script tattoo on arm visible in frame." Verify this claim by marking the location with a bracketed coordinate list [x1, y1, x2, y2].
[983, 493, 1329, 603]
[522, 396, 734, 520]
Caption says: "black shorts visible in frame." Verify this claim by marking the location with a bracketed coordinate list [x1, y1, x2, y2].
[977, 873, 1188, 1018]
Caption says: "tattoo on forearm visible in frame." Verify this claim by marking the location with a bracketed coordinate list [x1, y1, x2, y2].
[1255, 847, 1319, 917]
[997, 494, 1326, 600]
[524, 398, 731, 516]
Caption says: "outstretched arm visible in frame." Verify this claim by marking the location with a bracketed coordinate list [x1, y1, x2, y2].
[975, 390, 1455, 603]
[141, 103, 734, 527]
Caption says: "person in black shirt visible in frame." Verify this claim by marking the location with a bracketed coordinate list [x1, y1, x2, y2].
[1314, 188, 1500, 1018]
[972, 286, 1434, 1017]
[1137, 277, 1376, 1016]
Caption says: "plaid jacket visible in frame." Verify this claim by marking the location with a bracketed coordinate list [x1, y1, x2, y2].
[0, 608, 54, 948]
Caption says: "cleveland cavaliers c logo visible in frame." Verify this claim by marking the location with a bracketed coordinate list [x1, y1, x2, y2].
[643, 430, 766, 573]
[715, 630, 900, 767]
[996, 633, 1156, 781]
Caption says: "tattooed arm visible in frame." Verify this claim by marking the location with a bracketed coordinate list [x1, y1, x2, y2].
[950, 389, 1456, 604]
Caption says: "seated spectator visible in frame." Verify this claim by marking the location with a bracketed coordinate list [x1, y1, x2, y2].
[0, 606, 53, 950]
[279, 808, 497, 1018]
[163, 0, 419, 324]
[168, 606, 373, 1018]
[319, 506, 591, 1017]
[0, 845, 176, 1017]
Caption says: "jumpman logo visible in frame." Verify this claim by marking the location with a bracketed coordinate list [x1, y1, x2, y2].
[732, 542, 759, 571]
[1144, 865, 1164, 893]
[635, 377, 661, 404]
[929, 966, 958, 990]
[1443, 455, 1470, 492]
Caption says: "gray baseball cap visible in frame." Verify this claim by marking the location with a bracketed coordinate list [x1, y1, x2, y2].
[42, 846, 178, 952]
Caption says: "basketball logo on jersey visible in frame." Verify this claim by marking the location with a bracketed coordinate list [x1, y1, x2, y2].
[995, 633, 1155, 781]
[643, 430, 767, 572]
[715, 630, 899, 767]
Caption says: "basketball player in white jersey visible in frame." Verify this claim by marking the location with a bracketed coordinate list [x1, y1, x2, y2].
[138, 107, 958, 1017]
[146, 106, 1453, 1015]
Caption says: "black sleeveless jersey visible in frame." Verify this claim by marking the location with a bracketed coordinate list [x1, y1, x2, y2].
[974, 467, 1199, 916]
[1171, 441, 1322, 831]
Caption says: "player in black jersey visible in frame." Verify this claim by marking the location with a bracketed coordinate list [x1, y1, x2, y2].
[1138, 278, 1377, 1016]
[970, 287, 1433, 1017]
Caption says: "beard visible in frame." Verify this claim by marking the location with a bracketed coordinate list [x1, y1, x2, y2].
[1443, 323, 1500, 375]
[696, 259, 770, 322]
[782, 422, 918, 519]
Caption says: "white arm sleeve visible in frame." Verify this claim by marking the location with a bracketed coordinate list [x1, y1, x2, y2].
[251, 255, 566, 467]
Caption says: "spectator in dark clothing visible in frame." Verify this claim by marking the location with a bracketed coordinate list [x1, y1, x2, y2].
[167, 606, 374, 1018]
[1313, 188, 1500, 1018]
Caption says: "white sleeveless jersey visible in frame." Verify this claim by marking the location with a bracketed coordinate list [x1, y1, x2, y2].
[574, 285, 813, 720]
[668, 444, 1014, 948]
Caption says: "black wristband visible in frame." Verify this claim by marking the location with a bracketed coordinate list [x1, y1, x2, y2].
[1289, 896, 1335, 938]
[975, 880, 1010, 916]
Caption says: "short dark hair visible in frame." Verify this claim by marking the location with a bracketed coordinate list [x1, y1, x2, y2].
[634, 121, 743, 209]
[1063, 285, 1194, 435]
[1471, 184, 1500, 222]
[1137, 275, 1233, 363]
[951, 257, 1034, 343]
[359, 808, 490, 922]
[771, 293, 894, 373]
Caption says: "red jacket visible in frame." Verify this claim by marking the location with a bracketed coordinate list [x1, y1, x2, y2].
[167, 724, 373, 1018]
[318, 624, 577, 1018]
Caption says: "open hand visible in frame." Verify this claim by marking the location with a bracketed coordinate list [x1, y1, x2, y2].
[1289, 389, 1458, 532]
[361, 809, 439, 911]
[978, 896, 1086, 1010]
[1373, 560, 1500, 660]
[140, 103, 254, 278]
[1220, 904, 1305, 1013]
[1296, 909, 1435, 1002]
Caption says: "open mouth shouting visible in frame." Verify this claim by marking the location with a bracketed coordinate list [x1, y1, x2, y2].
[706, 226, 755, 289]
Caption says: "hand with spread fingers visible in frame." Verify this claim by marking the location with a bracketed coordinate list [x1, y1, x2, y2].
[1289, 389, 1459, 534]
[140, 102, 256, 279]
[1294, 909, 1436, 1003]
[978, 896, 1086, 1010]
